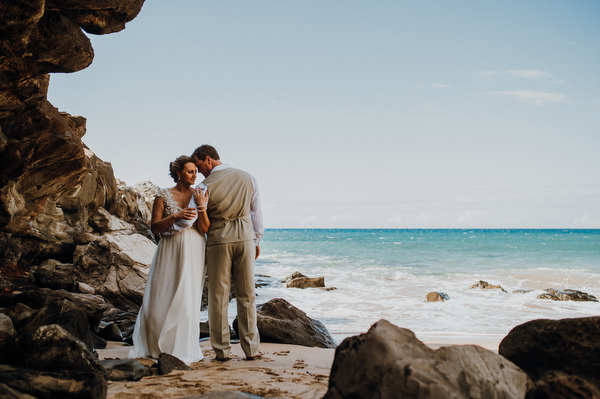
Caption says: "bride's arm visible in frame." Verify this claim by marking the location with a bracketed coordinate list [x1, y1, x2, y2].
[194, 186, 210, 234]
[150, 195, 190, 235]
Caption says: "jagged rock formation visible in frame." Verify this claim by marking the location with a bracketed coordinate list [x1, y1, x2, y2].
[1, 0, 145, 263]
[1, 1, 152, 305]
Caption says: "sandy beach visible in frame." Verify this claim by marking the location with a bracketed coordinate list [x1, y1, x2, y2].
[98, 335, 502, 399]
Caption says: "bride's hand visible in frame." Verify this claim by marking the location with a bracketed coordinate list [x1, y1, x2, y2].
[176, 207, 197, 220]
[194, 187, 208, 208]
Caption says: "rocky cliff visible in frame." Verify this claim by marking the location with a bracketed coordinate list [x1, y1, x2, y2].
[0, 0, 150, 308]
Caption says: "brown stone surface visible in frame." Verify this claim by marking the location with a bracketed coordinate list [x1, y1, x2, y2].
[499, 316, 600, 397]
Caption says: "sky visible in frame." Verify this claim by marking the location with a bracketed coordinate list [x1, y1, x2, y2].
[47, 0, 600, 229]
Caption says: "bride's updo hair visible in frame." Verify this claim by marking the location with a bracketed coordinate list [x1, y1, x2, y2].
[169, 155, 195, 182]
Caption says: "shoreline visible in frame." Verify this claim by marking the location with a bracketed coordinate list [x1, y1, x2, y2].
[99, 334, 503, 398]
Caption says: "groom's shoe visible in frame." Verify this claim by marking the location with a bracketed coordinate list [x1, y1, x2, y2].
[215, 356, 230, 362]
[246, 354, 262, 361]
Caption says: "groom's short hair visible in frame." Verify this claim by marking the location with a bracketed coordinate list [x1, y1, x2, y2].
[192, 145, 220, 162]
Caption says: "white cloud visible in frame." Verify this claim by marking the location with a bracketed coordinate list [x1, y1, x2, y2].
[486, 90, 568, 106]
[479, 69, 554, 80]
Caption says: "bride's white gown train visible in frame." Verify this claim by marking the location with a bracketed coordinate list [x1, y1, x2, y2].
[130, 189, 206, 365]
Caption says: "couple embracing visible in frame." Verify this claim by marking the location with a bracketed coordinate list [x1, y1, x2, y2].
[130, 144, 264, 364]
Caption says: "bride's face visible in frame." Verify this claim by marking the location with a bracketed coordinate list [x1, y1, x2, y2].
[179, 162, 197, 186]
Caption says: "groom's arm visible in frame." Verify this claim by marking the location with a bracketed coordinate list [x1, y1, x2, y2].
[249, 174, 264, 257]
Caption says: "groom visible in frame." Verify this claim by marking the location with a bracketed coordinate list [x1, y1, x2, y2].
[192, 144, 264, 361]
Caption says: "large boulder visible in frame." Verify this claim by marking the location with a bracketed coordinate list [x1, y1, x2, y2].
[1, 0, 145, 262]
[73, 233, 155, 311]
[247, 298, 337, 348]
[16, 324, 104, 374]
[499, 316, 600, 397]
[1, 288, 109, 328]
[33, 259, 75, 290]
[324, 319, 533, 399]
[19, 299, 94, 351]
[0, 364, 106, 399]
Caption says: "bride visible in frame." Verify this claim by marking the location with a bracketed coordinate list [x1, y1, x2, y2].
[130, 155, 209, 365]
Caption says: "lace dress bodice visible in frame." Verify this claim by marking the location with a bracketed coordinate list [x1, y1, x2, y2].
[157, 188, 181, 217]
[156, 188, 197, 235]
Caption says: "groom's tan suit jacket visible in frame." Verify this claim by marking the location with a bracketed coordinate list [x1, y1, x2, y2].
[203, 167, 255, 245]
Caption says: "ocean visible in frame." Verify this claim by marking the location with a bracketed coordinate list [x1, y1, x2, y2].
[249, 229, 600, 344]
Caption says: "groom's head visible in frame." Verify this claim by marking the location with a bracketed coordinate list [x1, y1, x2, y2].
[192, 144, 221, 177]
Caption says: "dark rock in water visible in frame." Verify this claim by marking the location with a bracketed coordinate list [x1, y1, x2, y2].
[33, 259, 75, 290]
[286, 276, 325, 289]
[469, 280, 507, 293]
[158, 353, 192, 375]
[0, 364, 107, 399]
[512, 289, 532, 294]
[282, 271, 307, 284]
[537, 288, 598, 302]
[17, 324, 103, 374]
[499, 316, 600, 396]
[426, 291, 449, 302]
[251, 298, 336, 348]
[19, 298, 94, 351]
[324, 319, 533, 399]
[101, 358, 147, 381]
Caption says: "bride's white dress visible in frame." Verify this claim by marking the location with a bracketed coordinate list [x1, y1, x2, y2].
[129, 188, 206, 365]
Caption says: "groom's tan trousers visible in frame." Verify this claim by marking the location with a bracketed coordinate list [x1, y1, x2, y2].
[206, 239, 259, 359]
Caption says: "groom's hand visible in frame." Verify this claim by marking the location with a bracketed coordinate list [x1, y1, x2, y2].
[255, 246, 260, 260]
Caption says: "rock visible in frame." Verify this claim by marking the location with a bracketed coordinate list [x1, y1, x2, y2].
[33, 259, 75, 290]
[91, 331, 107, 349]
[19, 298, 94, 351]
[187, 392, 265, 399]
[78, 281, 96, 294]
[0, 313, 17, 341]
[2, 288, 109, 328]
[100, 308, 138, 342]
[499, 316, 600, 396]
[252, 298, 337, 348]
[0, 313, 17, 364]
[512, 289, 532, 294]
[97, 322, 124, 342]
[426, 291, 449, 302]
[537, 288, 598, 302]
[200, 321, 210, 338]
[158, 353, 192, 375]
[0, 302, 37, 329]
[16, 324, 103, 374]
[324, 319, 533, 399]
[0, 364, 106, 399]
[469, 280, 507, 293]
[101, 358, 147, 381]
[282, 271, 307, 284]
[0, 0, 146, 295]
[73, 233, 156, 311]
[286, 276, 325, 289]
[89, 207, 136, 234]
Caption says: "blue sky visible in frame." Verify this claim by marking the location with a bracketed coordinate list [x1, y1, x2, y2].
[48, 1, 600, 228]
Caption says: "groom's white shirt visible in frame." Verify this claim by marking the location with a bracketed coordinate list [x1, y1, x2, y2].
[197, 163, 264, 246]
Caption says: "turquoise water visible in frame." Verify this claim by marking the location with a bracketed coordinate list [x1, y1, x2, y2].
[252, 229, 600, 340]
